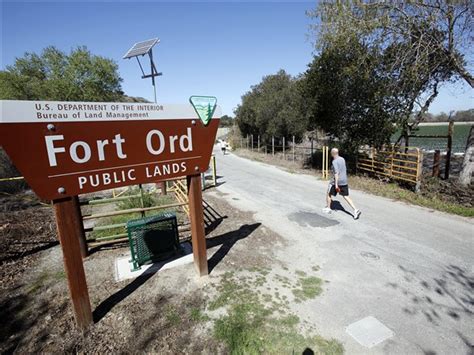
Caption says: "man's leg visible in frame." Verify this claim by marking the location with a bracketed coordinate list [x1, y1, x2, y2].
[343, 195, 361, 219]
[326, 193, 333, 209]
[342, 195, 357, 211]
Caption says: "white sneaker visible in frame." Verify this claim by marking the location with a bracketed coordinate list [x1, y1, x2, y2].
[322, 207, 332, 214]
[353, 209, 361, 220]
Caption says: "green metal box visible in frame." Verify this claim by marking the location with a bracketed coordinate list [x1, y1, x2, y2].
[126, 212, 180, 271]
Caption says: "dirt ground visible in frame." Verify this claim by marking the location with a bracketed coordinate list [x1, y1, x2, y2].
[0, 189, 340, 354]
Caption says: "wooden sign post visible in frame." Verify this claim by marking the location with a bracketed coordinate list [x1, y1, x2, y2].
[0, 98, 220, 329]
[187, 174, 208, 276]
[53, 197, 93, 329]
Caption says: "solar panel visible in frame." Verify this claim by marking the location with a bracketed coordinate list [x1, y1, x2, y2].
[123, 38, 160, 59]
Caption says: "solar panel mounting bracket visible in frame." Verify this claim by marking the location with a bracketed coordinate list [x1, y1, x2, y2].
[123, 38, 162, 103]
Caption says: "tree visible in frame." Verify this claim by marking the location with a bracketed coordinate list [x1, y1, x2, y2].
[0, 46, 124, 101]
[219, 115, 234, 127]
[308, 1, 473, 144]
[235, 70, 308, 143]
[0, 46, 126, 192]
[302, 38, 396, 151]
[459, 126, 474, 186]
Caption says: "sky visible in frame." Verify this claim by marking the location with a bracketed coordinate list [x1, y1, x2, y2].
[1, 1, 473, 116]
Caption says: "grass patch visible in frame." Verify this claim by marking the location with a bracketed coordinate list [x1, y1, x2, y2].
[190, 307, 210, 322]
[349, 175, 474, 217]
[164, 305, 181, 326]
[293, 275, 323, 303]
[210, 271, 342, 354]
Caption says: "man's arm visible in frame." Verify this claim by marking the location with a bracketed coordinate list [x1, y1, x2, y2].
[332, 160, 339, 188]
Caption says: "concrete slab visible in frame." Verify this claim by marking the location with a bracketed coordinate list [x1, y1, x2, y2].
[114, 242, 193, 282]
[345, 316, 394, 348]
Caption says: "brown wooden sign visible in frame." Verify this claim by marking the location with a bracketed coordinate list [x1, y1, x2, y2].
[0, 100, 220, 199]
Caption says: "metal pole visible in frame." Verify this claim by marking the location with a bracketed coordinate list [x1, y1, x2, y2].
[292, 136, 295, 162]
[251, 135, 254, 152]
[258, 135, 260, 152]
[272, 136, 275, 156]
[322, 146, 326, 178]
[283, 137, 286, 160]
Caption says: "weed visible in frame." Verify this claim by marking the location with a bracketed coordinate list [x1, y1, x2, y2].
[190, 307, 210, 322]
[211, 271, 343, 354]
[293, 276, 323, 302]
[164, 305, 181, 326]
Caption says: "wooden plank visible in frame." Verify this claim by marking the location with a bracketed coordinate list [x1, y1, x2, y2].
[53, 197, 93, 330]
[82, 202, 187, 220]
[187, 174, 208, 276]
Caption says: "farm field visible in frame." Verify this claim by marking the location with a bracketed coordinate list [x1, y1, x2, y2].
[391, 122, 473, 153]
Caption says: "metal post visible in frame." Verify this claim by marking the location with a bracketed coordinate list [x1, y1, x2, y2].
[326, 146, 329, 179]
[322, 146, 326, 178]
[292, 136, 295, 162]
[272, 136, 275, 156]
[310, 138, 314, 166]
[283, 137, 286, 160]
[445, 121, 454, 179]
[258, 135, 260, 152]
[251, 134, 254, 152]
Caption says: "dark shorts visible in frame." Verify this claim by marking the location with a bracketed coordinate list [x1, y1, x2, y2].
[328, 184, 349, 196]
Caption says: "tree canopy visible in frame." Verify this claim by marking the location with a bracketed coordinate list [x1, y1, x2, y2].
[308, 1, 473, 142]
[235, 70, 307, 143]
[0, 46, 125, 101]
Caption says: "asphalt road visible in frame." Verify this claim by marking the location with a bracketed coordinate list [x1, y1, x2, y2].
[213, 148, 474, 355]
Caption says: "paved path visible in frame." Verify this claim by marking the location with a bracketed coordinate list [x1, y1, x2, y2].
[213, 148, 474, 355]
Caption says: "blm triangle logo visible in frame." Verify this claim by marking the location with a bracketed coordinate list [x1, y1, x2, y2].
[189, 96, 217, 126]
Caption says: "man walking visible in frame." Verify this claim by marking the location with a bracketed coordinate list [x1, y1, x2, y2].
[322, 148, 361, 220]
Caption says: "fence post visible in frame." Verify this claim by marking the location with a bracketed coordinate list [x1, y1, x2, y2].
[212, 155, 217, 186]
[292, 136, 295, 162]
[258, 135, 260, 152]
[322, 146, 326, 178]
[445, 121, 454, 179]
[283, 137, 286, 160]
[416, 149, 423, 192]
[246, 135, 249, 150]
[327, 146, 330, 179]
[251, 134, 254, 152]
[371, 147, 375, 172]
[240, 137, 243, 149]
[139, 184, 146, 217]
[310, 138, 314, 166]
[272, 136, 275, 156]
[432, 149, 440, 177]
